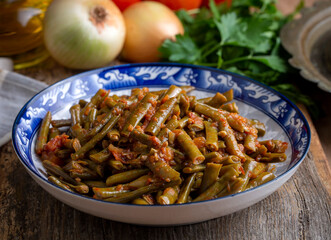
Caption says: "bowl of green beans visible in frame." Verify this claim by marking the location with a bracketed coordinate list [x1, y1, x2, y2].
[12, 63, 310, 225]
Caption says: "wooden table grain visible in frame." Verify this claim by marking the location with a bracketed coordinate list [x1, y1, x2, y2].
[0, 58, 330, 240]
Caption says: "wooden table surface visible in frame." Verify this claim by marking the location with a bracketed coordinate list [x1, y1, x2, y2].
[1, 1, 330, 239]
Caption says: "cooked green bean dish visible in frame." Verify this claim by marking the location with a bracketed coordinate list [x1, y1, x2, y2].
[36, 85, 288, 204]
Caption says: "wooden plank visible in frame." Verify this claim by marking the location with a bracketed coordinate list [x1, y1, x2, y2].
[299, 105, 331, 195]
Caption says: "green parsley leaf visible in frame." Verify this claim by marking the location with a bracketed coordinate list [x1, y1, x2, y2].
[160, 35, 201, 64]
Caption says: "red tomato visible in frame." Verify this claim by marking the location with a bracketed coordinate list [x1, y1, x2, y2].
[202, 0, 232, 8]
[112, 0, 141, 11]
[150, 0, 202, 11]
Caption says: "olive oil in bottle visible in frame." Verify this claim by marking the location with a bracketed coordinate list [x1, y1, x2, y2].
[0, 0, 52, 68]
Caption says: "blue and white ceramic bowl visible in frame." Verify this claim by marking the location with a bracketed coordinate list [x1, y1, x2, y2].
[12, 63, 310, 225]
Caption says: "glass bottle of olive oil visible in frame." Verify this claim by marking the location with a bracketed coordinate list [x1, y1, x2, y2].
[0, 0, 52, 69]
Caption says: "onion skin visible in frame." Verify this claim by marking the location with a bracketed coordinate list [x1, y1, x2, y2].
[44, 0, 126, 69]
[122, 1, 184, 63]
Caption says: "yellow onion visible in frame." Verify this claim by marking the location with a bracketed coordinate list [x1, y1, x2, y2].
[44, 0, 126, 69]
[122, 1, 184, 63]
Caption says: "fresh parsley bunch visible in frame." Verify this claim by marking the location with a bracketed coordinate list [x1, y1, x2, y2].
[160, 0, 311, 106]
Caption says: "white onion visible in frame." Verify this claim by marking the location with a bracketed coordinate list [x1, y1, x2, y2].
[121, 1, 184, 63]
[44, 0, 126, 69]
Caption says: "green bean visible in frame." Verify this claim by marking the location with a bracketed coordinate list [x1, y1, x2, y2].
[150, 89, 166, 96]
[63, 181, 89, 194]
[220, 155, 241, 165]
[93, 186, 130, 199]
[62, 160, 83, 172]
[218, 140, 226, 149]
[157, 118, 179, 140]
[176, 173, 196, 204]
[188, 96, 197, 109]
[84, 107, 97, 129]
[259, 140, 288, 153]
[204, 121, 219, 151]
[169, 146, 185, 158]
[193, 166, 238, 202]
[84, 159, 104, 178]
[197, 97, 212, 104]
[178, 116, 189, 129]
[219, 163, 242, 176]
[131, 129, 161, 149]
[105, 180, 180, 203]
[260, 153, 287, 162]
[167, 130, 175, 146]
[132, 198, 149, 205]
[36, 111, 52, 155]
[204, 152, 222, 162]
[104, 97, 118, 109]
[249, 145, 268, 159]
[199, 163, 222, 194]
[70, 167, 99, 180]
[175, 130, 205, 165]
[244, 133, 257, 152]
[237, 159, 257, 192]
[67, 126, 87, 146]
[72, 104, 122, 160]
[193, 172, 204, 189]
[84, 103, 124, 142]
[43, 160, 77, 185]
[107, 129, 120, 142]
[179, 85, 195, 93]
[127, 174, 151, 190]
[121, 93, 158, 137]
[106, 169, 149, 186]
[217, 109, 246, 133]
[222, 89, 233, 102]
[81, 89, 109, 117]
[48, 176, 74, 192]
[51, 119, 71, 128]
[70, 104, 81, 126]
[79, 99, 88, 108]
[249, 119, 266, 137]
[157, 185, 180, 205]
[63, 138, 81, 152]
[142, 194, 156, 205]
[48, 127, 60, 140]
[108, 160, 125, 170]
[221, 102, 239, 113]
[251, 162, 268, 177]
[161, 85, 183, 101]
[145, 97, 177, 135]
[145, 151, 181, 182]
[131, 87, 148, 98]
[182, 164, 206, 173]
[83, 180, 107, 188]
[165, 117, 180, 130]
[55, 149, 72, 159]
[245, 172, 275, 190]
[206, 92, 227, 108]
[216, 178, 246, 197]
[179, 93, 190, 117]
[173, 104, 180, 116]
[89, 148, 111, 164]
[195, 103, 245, 160]
[188, 114, 204, 132]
